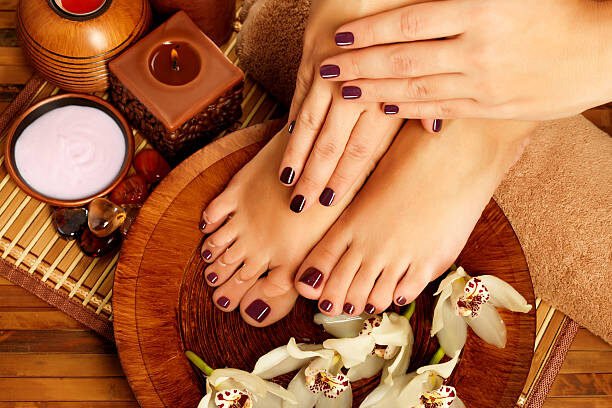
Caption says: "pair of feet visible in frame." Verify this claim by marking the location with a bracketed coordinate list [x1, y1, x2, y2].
[199, 117, 533, 327]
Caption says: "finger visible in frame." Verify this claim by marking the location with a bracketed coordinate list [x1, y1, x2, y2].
[383, 99, 484, 119]
[288, 61, 315, 124]
[289, 99, 362, 213]
[421, 119, 444, 133]
[335, 1, 466, 49]
[278, 80, 333, 186]
[320, 40, 462, 81]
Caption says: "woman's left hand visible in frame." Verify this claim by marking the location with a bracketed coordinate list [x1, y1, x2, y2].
[321, 0, 612, 124]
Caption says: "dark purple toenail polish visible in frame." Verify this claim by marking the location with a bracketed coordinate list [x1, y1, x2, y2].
[343, 303, 355, 314]
[335, 32, 354, 46]
[384, 105, 399, 115]
[432, 119, 443, 133]
[319, 299, 333, 312]
[396, 296, 407, 306]
[202, 249, 212, 261]
[299, 267, 323, 289]
[198, 219, 207, 231]
[319, 188, 336, 207]
[288, 120, 296, 134]
[207, 272, 218, 284]
[280, 167, 295, 185]
[217, 296, 230, 308]
[342, 86, 361, 100]
[365, 303, 376, 314]
[245, 299, 271, 322]
[290, 195, 306, 213]
[320, 64, 340, 79]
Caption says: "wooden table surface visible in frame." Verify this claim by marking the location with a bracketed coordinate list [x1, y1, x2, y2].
[0, 0, 610, 406]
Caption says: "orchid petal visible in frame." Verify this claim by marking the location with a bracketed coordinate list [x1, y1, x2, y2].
[264, 380, 298, 405]
[197, 394, 213, 408]
[435, 299, 468, 357]
[452, 397, 467, 408]
[466, 302, 507, 348]
[431, 288, 452, 336]
[253, 339, 323, 379]
[209, 368, 269, 398]
[359, 373, 415, 408]
[478, 275, 532, 313]
[434, 268, 467, 296]
[416, 352, 460, 379]
[254, 392, 284, 408]
[284, 368, 319, 408]
[396, 372, 433, 406]
[314, 313, 366, 338]
[288, 338, 335, 361]
[347, 354, 385, 381]
[372, 313, 411, 347]
[323, 335, 376, 368]
[315, 385, 352, 408]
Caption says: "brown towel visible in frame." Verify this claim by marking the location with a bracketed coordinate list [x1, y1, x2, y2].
[237, 0, 612, 343]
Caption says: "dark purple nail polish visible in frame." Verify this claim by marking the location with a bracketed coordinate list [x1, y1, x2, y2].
[199, 220, 207, 231]
[432, 119, 443, 133]
[299, 267, 323, 289]
[365, 303, 376, 314]
[207, 272, 218, 284]
[202, 249, 212, 261]
[217, 296, 230, 308]
[290, 195, 306, 213]
[343, 303, 355, 315]
[280, 167, 295, 185]
[384, 105, 399, 115]
[319, 188, 336, 207]
[335, 32, 354, 46]
[320, 64, 340, 79]
[342, 86, 361, 100]
[319, 299, 333, 312]
[288, 120, 296, 134]
[245, 299, 271, 323]
[396, 296, 407, 306]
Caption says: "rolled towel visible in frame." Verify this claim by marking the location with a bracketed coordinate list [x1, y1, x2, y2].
[237, 0, 612, 343]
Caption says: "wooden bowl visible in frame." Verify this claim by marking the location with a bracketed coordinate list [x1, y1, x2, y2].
[4, 93, 135, 207]
[114, 121, 536, 407]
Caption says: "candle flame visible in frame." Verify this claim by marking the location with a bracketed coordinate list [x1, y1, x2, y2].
[171, 47, 180, 72]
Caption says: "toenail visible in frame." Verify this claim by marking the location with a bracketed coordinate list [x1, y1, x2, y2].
[396, 296, 407, 306]
[432, 119, 443, 133]
[319, 188, 336, 207]
[245, 299, 271, 323]
[343, 303, 355, 315]
[201, 249, 212, 261]
[288, 120, 296, 134]
[335, 32, 354, 46]
[217, 296, 231, 308]
[384, 104, 399, 115]
[299, 268, 323, 289]
[280, 167, 295, 185]
[320, 64, 340, 78]
[365, 303, 376, 314]
[342, 86, 362, 100]
[290, 195, 306, 213]
[198, 219, 207, 231]
[206, 272, 218, 284]
[319, 299, 333, 312]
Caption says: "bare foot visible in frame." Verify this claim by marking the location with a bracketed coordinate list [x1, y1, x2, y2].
[295, 119, 536, 316]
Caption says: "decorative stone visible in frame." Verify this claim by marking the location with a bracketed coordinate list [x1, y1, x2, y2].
[78, 229, 122, 257]
[52, 207, 88, 240]
[88, 198, 126, 237]
[133, 149, 171, 184]
[110, 174, 149, 205]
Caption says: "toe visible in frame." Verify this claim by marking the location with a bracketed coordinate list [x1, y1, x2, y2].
[212, 262, 268, 311]
[393, 263, 437, 305]
[317, 248, 362, 316]
[366, 264, 407, 313]
[200, 186, 237, 234]
[200, 221, 238, 262]
[240, 267, 298, 327]
[343, 262, 383, 315]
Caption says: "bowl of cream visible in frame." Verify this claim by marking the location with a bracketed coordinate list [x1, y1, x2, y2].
[5, 93, 134, 206]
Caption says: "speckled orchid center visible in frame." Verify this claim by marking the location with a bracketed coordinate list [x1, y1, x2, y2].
[419, 385, 457, 408]
[359, 316, 400, 360]
[214, 389, 252, 408]
[304, 366, 350, 398]
[456, 277, 490, 317]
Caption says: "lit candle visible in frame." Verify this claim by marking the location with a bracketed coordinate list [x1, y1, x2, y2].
[149, 42, 201, 86]
[52, 0, 107, 16]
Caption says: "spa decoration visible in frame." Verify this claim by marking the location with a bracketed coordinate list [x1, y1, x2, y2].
[88, 198, 128, 238]
[133, 149, 171, 184]
[109, 175, 150, 206]
[109, 11, 245, 163]
[52, 207, 88, 240]
[17, 0, 151, 92]
[431, 266, 532, 357]
[78, 229, 123, 258]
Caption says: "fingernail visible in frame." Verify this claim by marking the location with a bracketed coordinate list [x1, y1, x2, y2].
[343, 303, 355, 314]
[432, 119, 443, 132]
[319, 188, 335, 207]
[201, 249, 212, 261]
[319, 299, 333, 312]
[320, 64, 340, 79]
[288, 120, 295, 133]
[342, 86, 361, 100]
[245, 299, 271, 323]
[280, 167, 295, 185]
[217, 296, 230, 308]
[335, 32, 354, 46]
[198, 219, 207, 231]
[384, 105, 399, 115]
[365, 303, 376, 314]
[290, 195, 306, 213]
[299, 267, 323, 288]
[396, 296, 407, 306]
[207, 272, 218, 284]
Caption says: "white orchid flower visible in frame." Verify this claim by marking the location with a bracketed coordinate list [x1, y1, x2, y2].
[431, 267, 532, 357]
[197, 368, 297, 408]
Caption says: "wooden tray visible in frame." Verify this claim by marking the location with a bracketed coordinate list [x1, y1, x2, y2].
[114, 121, 536, 407]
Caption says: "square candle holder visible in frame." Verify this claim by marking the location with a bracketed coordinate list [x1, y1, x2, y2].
[109, 11, 244, 163]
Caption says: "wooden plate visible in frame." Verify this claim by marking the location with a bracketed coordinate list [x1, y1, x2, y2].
[114, 121, 536, 408]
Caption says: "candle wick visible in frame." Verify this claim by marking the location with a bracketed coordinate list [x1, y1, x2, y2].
[171, 47, 180, 72]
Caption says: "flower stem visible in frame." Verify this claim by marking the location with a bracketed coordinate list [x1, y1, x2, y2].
[185, 350, 214, 376]
[402, 301, 416, 320]
[429, 347, 445, 365]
